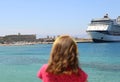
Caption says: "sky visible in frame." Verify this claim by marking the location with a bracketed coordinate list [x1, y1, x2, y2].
[0, 0, 120, 38]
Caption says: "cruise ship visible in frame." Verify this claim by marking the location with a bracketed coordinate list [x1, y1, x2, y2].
[86, 14, 120, 42]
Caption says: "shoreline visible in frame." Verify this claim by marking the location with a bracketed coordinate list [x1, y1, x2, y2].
[0, 42, 53, 46]
[0, 33, 93, 46]
[0, 39, 93, 46]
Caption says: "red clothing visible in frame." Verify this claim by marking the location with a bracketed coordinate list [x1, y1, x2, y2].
[37, 64, 88, 82]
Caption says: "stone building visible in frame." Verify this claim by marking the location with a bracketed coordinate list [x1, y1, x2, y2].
[0, 37, 4, 43]
[3, 34, 36, 43]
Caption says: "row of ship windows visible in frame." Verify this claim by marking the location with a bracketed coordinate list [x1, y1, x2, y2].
[98, 31, 120, 35]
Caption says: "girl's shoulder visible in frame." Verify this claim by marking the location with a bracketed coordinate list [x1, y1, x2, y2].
[40, 64, 48, 72]
[42, 64, 48, 68]
[78, 67, 88, 82]
[37, 64, 48, 79]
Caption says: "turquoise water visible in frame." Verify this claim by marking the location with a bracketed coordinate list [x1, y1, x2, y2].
[0, 43, 120, 82]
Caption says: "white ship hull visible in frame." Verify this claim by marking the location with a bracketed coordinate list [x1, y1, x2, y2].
[87, 31, 120, 42]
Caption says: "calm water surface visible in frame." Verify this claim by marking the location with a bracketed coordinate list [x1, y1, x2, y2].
[0, 43, 120, 82]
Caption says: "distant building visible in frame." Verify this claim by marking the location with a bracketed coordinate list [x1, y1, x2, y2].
[0, 37, 4, 44]
[3, 34, 36, 43]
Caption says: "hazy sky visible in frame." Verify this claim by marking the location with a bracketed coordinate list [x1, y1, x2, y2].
[0, 0, 120, 38]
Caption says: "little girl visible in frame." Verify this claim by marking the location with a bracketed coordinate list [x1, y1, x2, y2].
[37, 35, 88, 82]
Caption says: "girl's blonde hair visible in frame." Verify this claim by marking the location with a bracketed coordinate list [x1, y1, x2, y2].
[46, 35, 79, 75]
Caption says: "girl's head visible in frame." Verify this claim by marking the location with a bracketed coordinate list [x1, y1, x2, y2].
[46, 35, 79, 75]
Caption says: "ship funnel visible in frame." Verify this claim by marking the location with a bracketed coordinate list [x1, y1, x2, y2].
[104, 14, 109, 18]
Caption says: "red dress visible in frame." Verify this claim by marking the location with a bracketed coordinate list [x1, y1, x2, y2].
[37, 64, 88, 82]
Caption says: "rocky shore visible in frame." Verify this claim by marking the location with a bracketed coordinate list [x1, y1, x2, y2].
[0, 38, 93, 46]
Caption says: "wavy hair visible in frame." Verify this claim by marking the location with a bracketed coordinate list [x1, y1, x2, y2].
[46, 35, 79, 75]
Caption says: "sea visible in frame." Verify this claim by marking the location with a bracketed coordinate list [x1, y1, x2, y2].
[0, 43, 120, 82]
